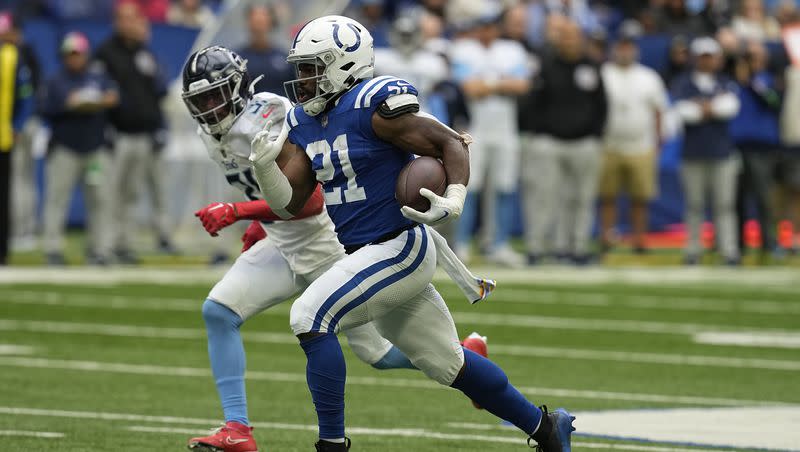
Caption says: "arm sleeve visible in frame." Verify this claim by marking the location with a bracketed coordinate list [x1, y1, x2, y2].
[675, 100, 704, 124]
[710, 92, 740, 119]
[235, 184, 324, 221]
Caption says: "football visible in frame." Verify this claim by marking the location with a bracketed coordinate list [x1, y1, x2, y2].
[395, 156, 448, 212]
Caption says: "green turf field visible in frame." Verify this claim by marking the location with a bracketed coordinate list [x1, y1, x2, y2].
[1, 268, 798, 451]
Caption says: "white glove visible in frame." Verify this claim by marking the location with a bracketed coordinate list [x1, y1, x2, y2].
[249, 119, 289, 166]
[401, 184, 466, 226]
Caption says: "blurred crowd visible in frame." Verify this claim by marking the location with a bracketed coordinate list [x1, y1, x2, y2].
[2, 0, 800, 267]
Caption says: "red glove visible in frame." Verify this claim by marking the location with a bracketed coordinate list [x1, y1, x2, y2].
[195, 185, 326, 236]
[194, 202, 238, 236]
[241, 220, 267, 252]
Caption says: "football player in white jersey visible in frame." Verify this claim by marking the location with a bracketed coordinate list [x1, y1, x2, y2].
[180, 46, 424, 452]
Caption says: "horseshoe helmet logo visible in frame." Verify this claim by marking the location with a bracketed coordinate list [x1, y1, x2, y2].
[332, 23, 361, 53]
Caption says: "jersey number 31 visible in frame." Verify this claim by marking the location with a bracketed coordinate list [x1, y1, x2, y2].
[306, 134, 366, 205]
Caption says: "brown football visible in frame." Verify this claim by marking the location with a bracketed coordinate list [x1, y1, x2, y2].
[395, 156, 448, 212]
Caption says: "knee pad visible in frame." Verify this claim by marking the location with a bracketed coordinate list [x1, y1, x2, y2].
[413, 348, 465, 386]
[202, 299, 243, 329]
[289, 298, 315, 335]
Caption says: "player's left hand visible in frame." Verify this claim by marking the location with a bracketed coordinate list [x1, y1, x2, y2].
[249, 119, 288, 166]
[194, 202, 238, 236]
[241, 220, 266, 252]
[401, 184, 467, 226]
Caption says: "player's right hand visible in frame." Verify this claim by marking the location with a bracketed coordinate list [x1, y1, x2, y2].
[194, 202, 238, 236]
[241, 220, 267, 252]
[249, 119, 288, 166]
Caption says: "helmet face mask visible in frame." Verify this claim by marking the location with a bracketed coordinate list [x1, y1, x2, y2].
[181, 46, 251, 135]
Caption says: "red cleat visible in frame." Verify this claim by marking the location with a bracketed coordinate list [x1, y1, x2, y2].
[461, 332, 489, 410]
[188, 421, 258, 452]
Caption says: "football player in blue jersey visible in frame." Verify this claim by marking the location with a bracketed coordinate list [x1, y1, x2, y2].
[249, 15, 575, 452]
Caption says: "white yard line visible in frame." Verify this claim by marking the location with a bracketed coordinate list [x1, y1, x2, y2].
[0, 344, 36, 355]
[4, 288, 799, 336]
[0, 356, 785, 407]
[497, 289, 800, 315]
[0, 429, 64, 438]
[491, 344, 800, 371]
[6, 287, 800, 318]
[2, 266, 800, 288]
[0, 406, 729, 452]
[1, 318, 797, 370]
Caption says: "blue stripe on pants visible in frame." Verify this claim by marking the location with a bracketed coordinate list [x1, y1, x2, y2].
[327, 226, 429, 332]
[310, 226, 422, 333]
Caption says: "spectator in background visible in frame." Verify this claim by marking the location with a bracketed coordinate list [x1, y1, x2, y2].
[732, 41, 783, 257]
[128, 0, 168, 23]
[348, 0, 390, 48]
[374, 12, 449, 110]
[520, 19, 607, 265]
[95, 1, 176, 263]
[450, 8, 531, 266]
[0, 11, 33, 265]
[1, 11, 41, 252]
[236, 3, 293, 96]
[167, 0, 214, 28]
[600, 28, 669, 254]
[672, 37, 741, 265]
[524, 0, 601, 50]
[774, 0, 800, 26]
[731, 0, 782, 42]
[662, 34, 691, 85]
[652, 0, 716, 36]
[40, 32, 118, 266]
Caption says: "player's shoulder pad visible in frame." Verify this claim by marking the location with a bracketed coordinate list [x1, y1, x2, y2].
[353, 76, 419, 111]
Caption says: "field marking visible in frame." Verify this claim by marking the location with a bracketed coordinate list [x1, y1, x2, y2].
[4, 287, 800, 336]
[3, 266, 800, 287]
[1, 318, 798, 371]
[491, 344, 800, 371]
[694, 332, 800, 349]
[0, 406, 726, 452]
[498, 288, 800, 315]
[0, 356, 787, 407]
[6, 286, 800, 318]
[124, 424, 701, 451]
[0, 344, 36, 355]
[0, 429, 64, 438]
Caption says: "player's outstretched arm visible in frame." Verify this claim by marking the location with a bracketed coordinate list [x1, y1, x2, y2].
[373, 111, 470, 225]
[250, 122, 317, 219]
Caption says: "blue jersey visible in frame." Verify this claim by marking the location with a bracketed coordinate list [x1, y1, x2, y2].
[287, 76, 419, 247]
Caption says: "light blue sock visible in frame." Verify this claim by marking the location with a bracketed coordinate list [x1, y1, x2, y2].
[456, 192, 480, 247]
[371, 346, 417, 370]
[495, 191, 515, 247]
[202, 299, 248, 425]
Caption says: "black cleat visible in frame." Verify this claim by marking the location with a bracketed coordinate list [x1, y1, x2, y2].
[315, 438, 351, 451]
[528, 405, 576, 451]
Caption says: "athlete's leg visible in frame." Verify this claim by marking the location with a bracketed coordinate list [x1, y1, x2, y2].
[290, 225, 434, 442]
[203, 239, 301, 425]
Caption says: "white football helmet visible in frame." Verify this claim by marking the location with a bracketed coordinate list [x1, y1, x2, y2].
[284, 15, 374, 116]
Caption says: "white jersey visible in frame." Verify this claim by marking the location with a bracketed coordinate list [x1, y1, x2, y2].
[198, 92, 343, 275]
[602, 62, 668, 154]
[449, 38, 531, 135]
[373, 47, 448, 111]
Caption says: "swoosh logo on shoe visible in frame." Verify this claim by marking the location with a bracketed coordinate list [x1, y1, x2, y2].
[225, 436, 249, 445]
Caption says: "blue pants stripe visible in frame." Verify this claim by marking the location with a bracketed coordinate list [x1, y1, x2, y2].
[327, 226, 428, 332]
[310, 226, 420, 333]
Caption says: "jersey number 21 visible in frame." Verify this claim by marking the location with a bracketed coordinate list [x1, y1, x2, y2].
[306, 134, 366, 205]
